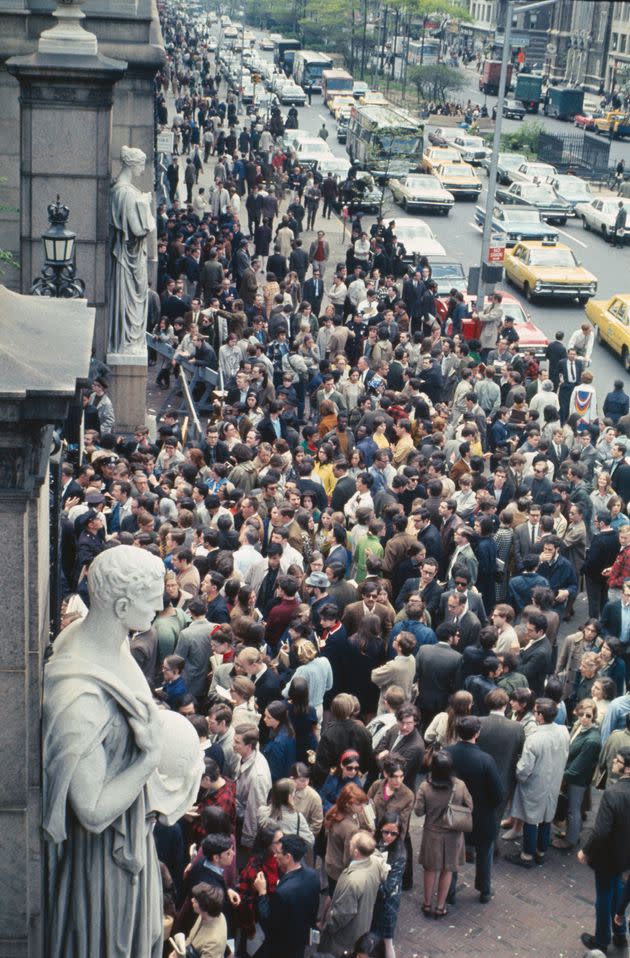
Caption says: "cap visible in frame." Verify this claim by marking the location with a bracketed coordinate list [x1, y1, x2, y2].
[86, 492, 106, 505]
[305, 571, 329, 588]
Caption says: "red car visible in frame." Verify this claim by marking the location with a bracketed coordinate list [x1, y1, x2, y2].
[574, 113, 600, 131]
[439, 292, 549, 359]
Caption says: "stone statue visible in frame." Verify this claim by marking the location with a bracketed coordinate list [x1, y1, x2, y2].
[43, 546, 202, 958]
[107, 146, 155, 356]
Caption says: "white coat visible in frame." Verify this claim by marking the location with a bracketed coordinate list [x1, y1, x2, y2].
[510, 722, 569, 824]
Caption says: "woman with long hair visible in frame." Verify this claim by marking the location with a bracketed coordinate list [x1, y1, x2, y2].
[237, 824, 281, 946]
[424, 690, 473, 749]
[345, 614, 387, 720]
[414, 750, 472, 918]
[591, 675, 617, 725]
[173, 882, 227, 958]
[314, 443, 337, 499]
[286, 675, 319, 761]
[598, 637, 627, 698]
[608, 494, 630, 530]
[290, 762, 324, 841]
[262, 700, 297, 782]
[324, 782, 372, 896]
[371, 812, 407, 958]
[256, 778, 315, 848]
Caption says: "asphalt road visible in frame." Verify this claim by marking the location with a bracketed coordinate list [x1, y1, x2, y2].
[229, 35, 628, 392]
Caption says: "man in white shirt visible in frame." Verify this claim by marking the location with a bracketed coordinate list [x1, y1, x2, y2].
[344, 473, 375, 525]
[233, 525, 266, 580]
[234, 725, 272, 852]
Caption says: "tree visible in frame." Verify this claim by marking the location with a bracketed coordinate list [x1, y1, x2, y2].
[408, 63, 466, 103]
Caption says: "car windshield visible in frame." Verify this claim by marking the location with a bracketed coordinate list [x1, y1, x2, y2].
[505, 210, 542, 222]
[299, 141, 330, 155]
[458, 138, 483, 148]
[556, 178, 591, 196]
[501, 304, 527, 324]
[522, 186, 559, 202]
[526, 165, 555, 176]
[406, 175, 439, 189]
[441, 165, 469, 176]
[500, 154, 526, 167]
[431, 263, 465, 279]
[527, 248, 577, 267]
[396, 223, 433, 240]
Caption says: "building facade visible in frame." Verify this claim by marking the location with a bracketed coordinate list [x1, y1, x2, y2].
[607, 1, 630, 92]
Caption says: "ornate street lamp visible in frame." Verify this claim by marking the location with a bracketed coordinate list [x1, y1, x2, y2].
[31, 195, 85, 298]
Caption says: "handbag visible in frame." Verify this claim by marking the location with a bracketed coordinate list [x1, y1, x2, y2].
[442, 787, 473, 833]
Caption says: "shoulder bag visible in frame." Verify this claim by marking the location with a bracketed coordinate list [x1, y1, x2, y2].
[441, 786, 473, 833]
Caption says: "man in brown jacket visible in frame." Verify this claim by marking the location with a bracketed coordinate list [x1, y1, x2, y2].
[342, 582, 394, 638]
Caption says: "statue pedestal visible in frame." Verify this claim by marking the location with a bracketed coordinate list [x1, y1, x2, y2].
[107, 352, 148, 434]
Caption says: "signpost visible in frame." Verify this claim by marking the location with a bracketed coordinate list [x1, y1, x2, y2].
[157, 130, 174, 153]
[487, 230, 506, 265]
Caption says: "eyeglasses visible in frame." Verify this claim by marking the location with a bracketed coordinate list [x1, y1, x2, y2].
[344, 764, 360, 771]
[381, 829, 399, 836]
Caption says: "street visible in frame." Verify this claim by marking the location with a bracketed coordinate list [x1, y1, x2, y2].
[247, 40, 629, 391]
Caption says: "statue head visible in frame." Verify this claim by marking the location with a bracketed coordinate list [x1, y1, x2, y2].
[88, 545, 164, 632]
[120, 145, 147, 173]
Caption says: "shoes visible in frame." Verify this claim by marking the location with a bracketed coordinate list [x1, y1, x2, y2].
[500, 819, 512, 829]
[551, 838, 573, 850]
[421, 903, 433, 917]
[534, 852, 545, 865]
[445, 890, 456, 906]
[434, 907, 448, 919]
[505, 852, 534, 869]
[465, 848, 476, 864]
[479, 893, 492, 904]
[613, 933, 628, 947]
[580, 933, 608, 953]
[501, 828, 523, 841]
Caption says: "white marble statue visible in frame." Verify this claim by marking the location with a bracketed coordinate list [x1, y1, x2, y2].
[43, 546, 202, 958]
[107, 146, 155, 356]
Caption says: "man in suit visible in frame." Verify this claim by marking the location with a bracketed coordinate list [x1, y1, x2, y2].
[378, 704, 425, 789]
[302, 267, 324, 315]
[557, 348, 583, 423]
[600, 578, 630, 653]
[513, 503, 542, 574]
[443, 591, 481, 652]
[478, 688, 525, 841]
[416, 509, 443, 565]
[582, 511, 620, 617]
[325, 562, 358, 616]
[436, 571, 488, 625]
[545, 331, 567, 387]
[60, 463, 83, 506]
[415, 622, 462, 729]
[185, 833, 237, 936]
[330, 459, 357, 513]
[447, 716, 504, 903]
[257, 400, 290, 446]
[519, 610, 552, 696]
[342, 583, 394, 639]
[610, 441, 630, 502]
[255, 835, 320, 958]
[236, 646, 282, 716]
[237, 256, 262, 308]
[547, 427, 570, 479]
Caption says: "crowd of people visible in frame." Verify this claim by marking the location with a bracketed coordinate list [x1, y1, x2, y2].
[54, 6, 630, 958]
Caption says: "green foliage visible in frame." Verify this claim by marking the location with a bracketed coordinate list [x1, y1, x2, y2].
[500, 120, 544, 158]
[407, 63, 466, 102]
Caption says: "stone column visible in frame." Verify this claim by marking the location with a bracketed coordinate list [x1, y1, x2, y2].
[0, 285, 94, 958]
[7, 3, 127, 363]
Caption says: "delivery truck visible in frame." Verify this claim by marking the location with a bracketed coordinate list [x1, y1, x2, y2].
[544, 87, 584, 121]
[479, 60, 513, 96]
[514, 73, 545, 113]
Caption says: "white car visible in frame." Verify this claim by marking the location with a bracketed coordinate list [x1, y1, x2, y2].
[277, 81, 307, 106]
[260, 37, 275, 50]
[428, 126, 464, 147]
[510, 161, 558, 184]
[293, 138, 334, 169]
[389, 174, 454, 214]
[576, 197, 630, 241]
[546, 174, 593, 209]
[285, 129, 319, 149]
[317, 155, 352, 180]
[391, 219, 447, 260]
[451, 135, 490, 165]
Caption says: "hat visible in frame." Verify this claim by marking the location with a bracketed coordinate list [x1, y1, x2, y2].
[91, 450, 118, 466]
[86, 492, 106, 505]
[305, 571, 329, 589]
[164, 436, 178, 447]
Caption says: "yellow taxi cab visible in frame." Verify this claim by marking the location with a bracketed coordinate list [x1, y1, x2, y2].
[421, 146, 462, 173]
[593, 111, 630, 136]
[504, 240, 598, 303]
[328, 95, 354, 119]
[433, 162, 481, 198]
[586, 293, 630, 370]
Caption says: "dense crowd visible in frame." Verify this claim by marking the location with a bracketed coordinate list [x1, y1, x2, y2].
[55, 7, 630, 958]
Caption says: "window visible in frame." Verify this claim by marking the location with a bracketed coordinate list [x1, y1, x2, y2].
[612, 32, 619, 50]
[621, 34, 627, 53]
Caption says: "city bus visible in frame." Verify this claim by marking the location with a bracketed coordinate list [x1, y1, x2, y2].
[346, 102, 424, 180]
[321, 69, 354, 106]
[292, 50, 334, 92]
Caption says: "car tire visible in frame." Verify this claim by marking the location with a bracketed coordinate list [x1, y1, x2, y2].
[523, 282, 534, 302]
[596, 325, 602, 344]
[402, 197, 407, 210]
[557, 219, 567, 226]
[578, 296, 589, 305]
[623, 346, 630, 372]
[582, 216, 590, 231]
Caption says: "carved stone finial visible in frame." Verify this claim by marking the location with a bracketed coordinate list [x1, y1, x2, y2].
[38, 0, 98, 57]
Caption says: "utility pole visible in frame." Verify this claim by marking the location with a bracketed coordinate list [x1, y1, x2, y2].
[476, 0, 558, 306]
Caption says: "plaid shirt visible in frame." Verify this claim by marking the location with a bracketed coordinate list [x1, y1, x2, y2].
[192, 779, 237, 842]
[238, 852, 279, 937]
[610, 545, 630, 589]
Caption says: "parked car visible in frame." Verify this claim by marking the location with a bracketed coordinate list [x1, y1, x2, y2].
[388, 173, 455, 213]
[456, 294, 549, 358]
[317, 155, 352, 181]
[503, 240, 597, 303]
[495, 181, 573, 223]
[352, 81, 370, 99]
[586, 294, 630, 370]
[474, 204, 559, 245]
[342, 171, 382, 213]
[260, 37, 275, 50]
[277, 81, 307, 105]
[574, 112, 601, 130]
[503, 99, 526, 120]
[430, 261, 467, 295]
[575, 197, 630, 242]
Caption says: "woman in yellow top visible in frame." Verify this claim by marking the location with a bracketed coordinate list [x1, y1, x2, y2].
[169, 883, 227, 958]
[314, 443, 337, 499]
[373, 417, 392, 450]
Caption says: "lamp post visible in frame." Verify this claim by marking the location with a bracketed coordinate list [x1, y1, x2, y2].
[31, 196, 85, 298]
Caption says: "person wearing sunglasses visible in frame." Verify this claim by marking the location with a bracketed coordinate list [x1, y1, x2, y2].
[371, 812, 407, 958]
[320, 749, 364, 814]
[552, 698, 601, 851]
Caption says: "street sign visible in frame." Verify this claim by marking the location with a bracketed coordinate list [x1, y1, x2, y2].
[156, 131, 174, 153]
[487, 229, 506, 265]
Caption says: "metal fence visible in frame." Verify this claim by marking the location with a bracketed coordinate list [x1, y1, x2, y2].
[538, 130, 611, 180]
